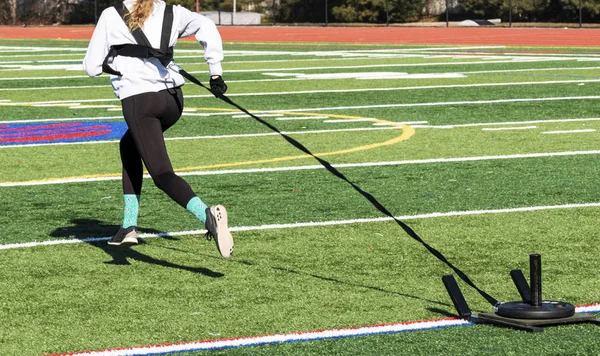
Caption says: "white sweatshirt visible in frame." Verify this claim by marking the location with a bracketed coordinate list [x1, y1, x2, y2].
[83, 0, 224, 99]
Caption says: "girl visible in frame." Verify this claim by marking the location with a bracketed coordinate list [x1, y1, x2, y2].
[83, 0, 233, 258]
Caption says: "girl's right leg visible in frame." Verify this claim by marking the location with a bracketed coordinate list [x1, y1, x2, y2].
[119, 88, 233, 257]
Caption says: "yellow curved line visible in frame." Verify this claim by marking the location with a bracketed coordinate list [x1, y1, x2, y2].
[0, 102, 416, 185]
[2, 125, 414, 186]
[175, 124, 415, 172]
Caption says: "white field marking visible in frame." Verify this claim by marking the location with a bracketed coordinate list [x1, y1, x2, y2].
[0, 53, 85, 58]
[0, 64, 83, 71]
[0, 126, 402, 150]
[25, 319, 478, 354]
[324, 118, 379, 123]
[3, 57, 600, 81]
[0, 49, 595, 67]
[0, 85, 106, 91]
[68, 105, 117, 109]
[0, 46, 85, 52]
[0, 53, 503, 71]
[263, 72, 466, 80]
[31, 304, 600, 355]
[276, 116, 330, 121]
[3, 149, 600, 186]
[7, 91, 600, 114]
[3, 202, 600, 251]
[541, 129, 596, 134]
[7, 77, 600, 105]
[249, 96, 600, 114]
[415, 117, 600, 129]
[371, 121, 429, 126]
[69, 104, 115, 109]
[4, 75, 600, 96]
[181, 112, 240, 116]
[481, 126, 537, 131]
[29, 304, 600, 356]
[231, 113, 283, 118]
[215, 58, 591, 74]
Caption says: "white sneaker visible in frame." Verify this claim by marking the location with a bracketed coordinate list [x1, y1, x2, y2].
[108, 226, 138, 247]
[204, 205, 234, 258]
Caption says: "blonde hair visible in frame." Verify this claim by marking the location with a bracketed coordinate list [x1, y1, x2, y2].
[126, 0, 154, 31]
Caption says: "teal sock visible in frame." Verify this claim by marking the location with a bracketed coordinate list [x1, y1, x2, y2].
[122, 194, 140, 228]
[186, 196, 208, 223]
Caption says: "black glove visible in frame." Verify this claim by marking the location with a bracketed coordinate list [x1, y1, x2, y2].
[209, 75, 227, 96]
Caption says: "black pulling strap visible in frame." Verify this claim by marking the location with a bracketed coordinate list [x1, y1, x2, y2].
[179, 69, 499, 307]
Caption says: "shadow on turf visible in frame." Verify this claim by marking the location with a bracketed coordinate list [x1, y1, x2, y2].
[50, 218, 224, 277]
[271, 266, 452, 308]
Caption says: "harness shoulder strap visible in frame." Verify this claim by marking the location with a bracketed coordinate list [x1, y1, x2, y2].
[116, 4, 152, 48]
[161, 5, 174, 53]
[102, 4, 174, 76]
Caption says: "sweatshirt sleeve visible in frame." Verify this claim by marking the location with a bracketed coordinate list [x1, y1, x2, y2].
[176, 6, 224, 76]
[83, 9, 112, 77]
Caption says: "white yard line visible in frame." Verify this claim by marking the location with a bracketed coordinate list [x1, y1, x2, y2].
[414, 117, 600, 129]
[2, 149, 600, 186]
[482, 126, 537, 131]
[2, 202, 600, 250]
[251, 96, 600, 114]
[3, 77, 600, 94]
[541, 129, 596, 134]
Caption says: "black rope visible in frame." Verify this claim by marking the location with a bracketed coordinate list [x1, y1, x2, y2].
[180, 69, 499, 307]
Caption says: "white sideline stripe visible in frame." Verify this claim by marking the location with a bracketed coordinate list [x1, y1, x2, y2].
[541, 129, 596, 134]
[61, 319, 472, 355]
[482, 126, 537, 131]
[3, 202, 600, 251]
[40, 304, 600, 355]
[2, 150, 600, 186]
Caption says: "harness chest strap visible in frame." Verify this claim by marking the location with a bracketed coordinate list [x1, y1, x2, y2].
[102, 4, 174, 76]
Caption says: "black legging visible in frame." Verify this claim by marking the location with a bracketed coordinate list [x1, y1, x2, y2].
[119, 87, 196, 207]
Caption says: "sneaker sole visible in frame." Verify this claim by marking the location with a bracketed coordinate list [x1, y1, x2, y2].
[107, 231, 139, 247]
[209, 205, 234, 258]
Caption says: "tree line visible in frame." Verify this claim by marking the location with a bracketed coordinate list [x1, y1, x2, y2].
[194, 0, 599, 23]
[1, 0, 598, 25]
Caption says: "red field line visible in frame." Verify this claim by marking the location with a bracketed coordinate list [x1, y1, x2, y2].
[1, 25, 599, 46]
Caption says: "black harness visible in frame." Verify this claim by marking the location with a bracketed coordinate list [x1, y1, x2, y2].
[102, 4, 174, 76]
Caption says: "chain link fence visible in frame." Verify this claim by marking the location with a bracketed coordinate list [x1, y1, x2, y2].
[0, 0, 598, 27]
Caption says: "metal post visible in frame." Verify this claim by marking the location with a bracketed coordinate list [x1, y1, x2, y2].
[579, 0, 583, 28]
[509, 0, 512, 28]
[94, 0, 97, 24]
[232, 0, 236, 25]
[325, 0, 328, 26]
[385, 0, 389, 27]
[445, 0, 449, 27]
[217, 0, 221, 25]
[273, 0, 276, 25]
[196, 0, 200, 12]
[529, 254, 542, 307]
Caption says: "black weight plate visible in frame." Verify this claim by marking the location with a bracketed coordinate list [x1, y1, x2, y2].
[495, 301, 575, 319]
